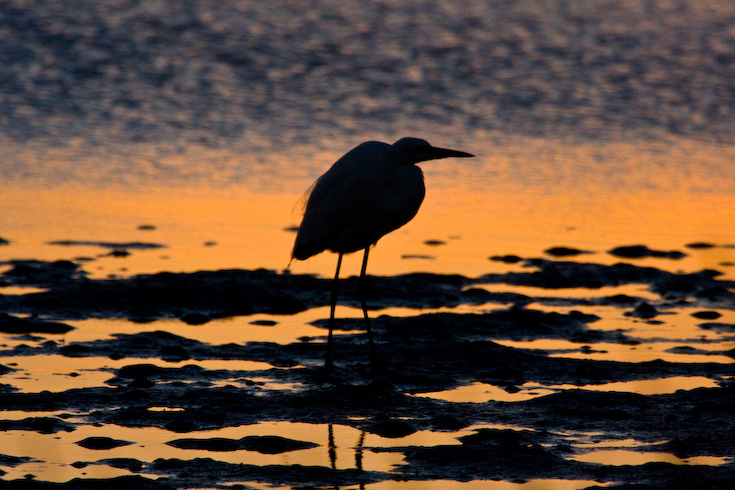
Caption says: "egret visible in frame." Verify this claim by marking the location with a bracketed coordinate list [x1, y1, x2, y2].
[291, 137, 474, 370]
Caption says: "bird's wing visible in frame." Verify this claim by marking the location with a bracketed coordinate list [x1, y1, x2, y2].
[292, 180, 316, 218]
[305, 141, 390, 208]
[292, 142, 390, 259]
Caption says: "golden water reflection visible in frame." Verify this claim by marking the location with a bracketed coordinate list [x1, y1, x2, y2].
[495, 339, 734, 364]
[0, 416, 717, 486]
[473, 283, 662, 301]
[0, 354, 277, 393]
[1, 138, 734, 485]
[0, 286, 50, 296]
[413, 376, 719, 404]
[0, 416, 632, 488]
[1, 177, 734, 281]
[62, 309, 352, 345]
[1, 297, 732, 395]
[571, 450, 729, 467]
[0, 421, 511, 482]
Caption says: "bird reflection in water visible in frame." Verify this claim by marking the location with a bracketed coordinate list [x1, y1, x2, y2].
[328, 424, 367, 489]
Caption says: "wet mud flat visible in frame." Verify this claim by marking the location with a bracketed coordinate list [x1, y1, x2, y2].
[1, 250, 734, 489]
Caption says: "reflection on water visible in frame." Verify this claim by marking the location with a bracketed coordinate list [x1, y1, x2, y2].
[571, 450, 729, 467]
[472, 283, 663, 301]
[0, 286, 49, 296]
[1, 1, 733, 487]
[1, 416, 722, 486]
[63, 309, 355, 345]
[2, 138, 734, 280]
[414, 376, 719, 404]
[0, 354, 277, 393]
[495, 338, 735, 364]
[0, 421, 485, 482]
[1, 78, 733, 490]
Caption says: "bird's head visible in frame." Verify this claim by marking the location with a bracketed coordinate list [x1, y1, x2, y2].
[390, 137, 475, 165]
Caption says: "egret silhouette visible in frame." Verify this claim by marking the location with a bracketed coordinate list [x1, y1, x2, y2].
[291, 137, 474, 370]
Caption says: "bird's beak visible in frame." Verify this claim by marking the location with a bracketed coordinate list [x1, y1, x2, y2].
[421, 146, 475, 162]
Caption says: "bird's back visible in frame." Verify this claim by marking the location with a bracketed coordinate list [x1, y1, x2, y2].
[292, 141, 425, 260]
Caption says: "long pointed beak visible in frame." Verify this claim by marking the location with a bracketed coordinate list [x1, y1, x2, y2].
[422, 146, 475, 161]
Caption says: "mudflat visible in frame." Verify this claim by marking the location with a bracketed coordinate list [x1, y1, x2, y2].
[1, 245, 733, 489]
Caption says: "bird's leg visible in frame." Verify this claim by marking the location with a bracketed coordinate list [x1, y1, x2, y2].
[358, 246, 377, 369]
[326, 253, 343, 370]
[328, 424, 337, 470]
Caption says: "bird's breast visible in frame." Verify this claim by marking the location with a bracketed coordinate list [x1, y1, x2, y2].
[376, 165, 425, 233]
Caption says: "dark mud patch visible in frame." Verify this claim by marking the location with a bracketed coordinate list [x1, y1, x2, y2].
[0, 454, 32, 467]
[1, 255, 734, 489]
[686, 242, 717, 250]
[489, 254, 524, 263]
[147, 458, 385, 488]
[393, 428, 581, 481]
[0, 417, 75, 434]
[697, 322, 735, 333]
[76, 437, 134, 450]
[2, 258, 733, 321]
[401, 254, 436, 260]
[691, 310, 722, 320]
[0, 475, 175, 489]
[0, 314, 74, 334]
[47, 241, 166, 250]
[545, 246, 592, 257]
[0, 260, 87, 288]
[608, 245, 686, 260]
[166, 435, 318, 453]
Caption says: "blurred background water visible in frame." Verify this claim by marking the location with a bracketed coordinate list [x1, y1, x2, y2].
[1, 0, 733, 186]
[1, 0, 734, 276]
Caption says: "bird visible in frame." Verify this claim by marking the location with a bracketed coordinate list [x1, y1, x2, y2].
[291, 137, 475, 370]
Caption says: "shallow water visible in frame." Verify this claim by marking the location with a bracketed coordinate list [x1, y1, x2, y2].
[3, 136, 735, 280]
[1, 1, 735, 488]
[2, 141, 735, 487]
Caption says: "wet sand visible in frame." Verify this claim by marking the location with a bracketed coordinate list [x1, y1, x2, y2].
[1, 245, 734, 489]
